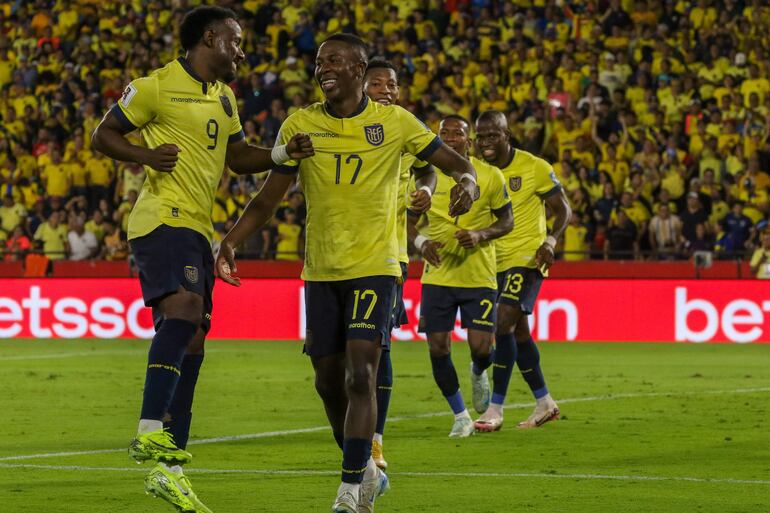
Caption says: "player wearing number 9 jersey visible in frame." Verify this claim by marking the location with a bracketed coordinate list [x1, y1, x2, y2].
[91, 7, 313, 513]
[217, 34, 478, 513]
[473, 110, 572, 434]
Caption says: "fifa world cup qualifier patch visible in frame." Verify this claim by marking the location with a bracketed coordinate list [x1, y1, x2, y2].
[220, 95, 233, 117]
[184, 266, 199, 284]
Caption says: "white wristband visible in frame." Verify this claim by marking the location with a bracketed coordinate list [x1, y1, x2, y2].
[459, 172, 476, 185]
[271, 144, 290, 165]
[414, 235, 428, 251]
[418, 185, 432, 197]
[544, 235, 557, 248]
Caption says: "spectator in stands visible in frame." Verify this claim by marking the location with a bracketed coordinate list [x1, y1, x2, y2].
[101, 219, 127, 261]
[0, 194, 26, 238]
[680, 192, 710, 245]
[275, 208, 303, 261]
[563, 213, 589, 261]
[686, 223, 715, 255]
[67, 218, 98, 261]
[723, 201, 754, 252]
[749, 231, 770, 279]
[649, 204, 683, 260]
[4, 226, 31, 262]
[33, 210, 68, 260]
[605, 210, 638, 260]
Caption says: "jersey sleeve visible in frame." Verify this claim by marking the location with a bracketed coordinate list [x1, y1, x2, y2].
[110, 76, 159, 131]
[412, 157, 431, 171]
[225, 87, 245, 144]
[488, 166, 511, 212]
[272, 113, 301, 174]
[533, 159, 562, 198]
[396, 106, 441, 160]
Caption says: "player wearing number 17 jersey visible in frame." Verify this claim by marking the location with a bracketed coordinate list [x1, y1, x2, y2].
[217, 34, 478, 513]
[473, 110, 572, 433]
[92, 7, 313, 513]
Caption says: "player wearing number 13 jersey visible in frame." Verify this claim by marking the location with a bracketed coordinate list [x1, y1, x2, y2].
[217, 34, 478, 513]
[92, 7, 314, 513]
[473, 110, 572, 434]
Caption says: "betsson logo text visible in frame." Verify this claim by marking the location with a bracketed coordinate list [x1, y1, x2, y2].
[0, 286, 154, 339]
[675, 287, 770, 343]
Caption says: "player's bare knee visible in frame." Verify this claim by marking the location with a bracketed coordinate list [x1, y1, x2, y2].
[186, 330, 205, 354]
[345, 365, 374, 396]
[514, 317, 532, 341]
[427, 339, 451, 358]
[496, 305, 522, 335]
[162, 289, 204, 325]
[468, 333, 494, 359]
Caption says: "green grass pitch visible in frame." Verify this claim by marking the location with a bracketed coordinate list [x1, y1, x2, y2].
[0, 339, 768, 512]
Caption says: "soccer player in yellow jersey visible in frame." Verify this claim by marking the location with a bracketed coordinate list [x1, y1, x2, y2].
[409, 115, 512, 438]
[91, 7, 313, 513]
[363, 58, 436, 471]
[216, 34, 477, 513]
[473, 110, 572, 432]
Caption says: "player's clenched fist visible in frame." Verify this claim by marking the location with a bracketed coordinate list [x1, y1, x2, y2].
[141, 143, 181, 172]
[454, 229, 482, 249]
[215, 241, 241, 287]
[410, 189, 432, 214]
[286, 133, 315, 160]
[448, 178, 477, 217]
[535, 241, 555, 273]
[420, 240, 444, 267]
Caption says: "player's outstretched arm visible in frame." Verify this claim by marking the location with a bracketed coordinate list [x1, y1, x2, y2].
[535, 188, 572, 272]
[215, 170, 295, 286]
[225, 134, 314, 175]
[455, 203, 513, 249]
[92, 112, 180, 172]
[423, 143, 478, 217]
[409, 164, 436, 214]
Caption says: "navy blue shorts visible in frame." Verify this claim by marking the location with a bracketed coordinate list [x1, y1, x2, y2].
[383, 262, 409, 348]
[130, 224, 214, 333]
[303, 275, 397, 357]
[418, 284, 497, 334]
[496, 267, 543, 315]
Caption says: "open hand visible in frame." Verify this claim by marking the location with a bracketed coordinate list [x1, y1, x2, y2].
[421, 240, 444, 267]
[534, 242, 555, 273]
[215, 241, 241, 287]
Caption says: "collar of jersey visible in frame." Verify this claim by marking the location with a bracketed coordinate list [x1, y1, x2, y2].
[323, 95, 368, 119]
[501, 147, 516, 169]
[176, 57, 214, 95]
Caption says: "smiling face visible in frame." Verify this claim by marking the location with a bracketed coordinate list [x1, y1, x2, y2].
[364, 67, 399, 105]
[475, 115, 509, 164]
[315, 40, 366, 103]
[209, 18, 244, 82]
[439, 117, 470, 156]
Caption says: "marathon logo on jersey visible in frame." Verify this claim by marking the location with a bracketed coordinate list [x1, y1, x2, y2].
[120, 84, 137, 107]
[219, 95, 233, 117]
[184, 266, 199, 284]
[364, 124, 384, 146]
[509, 176, 522, 192]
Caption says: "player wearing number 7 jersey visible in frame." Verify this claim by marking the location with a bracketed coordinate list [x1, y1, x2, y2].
[408, 115, 513, 439]
[216, 34, 478, 513]
[91, 7, 314, 513]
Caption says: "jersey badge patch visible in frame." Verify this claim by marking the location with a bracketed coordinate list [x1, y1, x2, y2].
[120, 84, 137, 107]
[364, 124, 384, 146]
[184, 266, 199, 284]
[509, 176, 522, 192]
[219, 95, 233, 117]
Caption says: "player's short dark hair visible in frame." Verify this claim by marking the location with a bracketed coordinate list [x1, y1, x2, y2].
[442, 114, 470, 127]
[365, 59, 398, 75]
[322, 33, 368, 64]
[180, 6, 238, 51]
[476, 110, 507, 128]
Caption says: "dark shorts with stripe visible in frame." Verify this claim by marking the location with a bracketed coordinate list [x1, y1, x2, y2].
[383, 262, 409, 348]
[418, 284, 497, 334]
[303, 275, 396, 358]
[496, 266, 543, 315]
[130, 224, 214, 333]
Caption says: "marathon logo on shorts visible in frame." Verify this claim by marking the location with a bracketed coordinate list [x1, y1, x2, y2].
[220, 95, 233, 117]
[509, 176, 522, 192]
[184, 266, 199, 284]
[364, 124, 384, 146]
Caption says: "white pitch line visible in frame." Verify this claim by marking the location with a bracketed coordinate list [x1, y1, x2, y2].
[0, 463, 768, 486]
[0, 350, 145, 362]
[1, 386, 769, 463]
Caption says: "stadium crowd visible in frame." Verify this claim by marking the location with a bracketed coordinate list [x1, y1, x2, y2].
[1, 0, 769, 269]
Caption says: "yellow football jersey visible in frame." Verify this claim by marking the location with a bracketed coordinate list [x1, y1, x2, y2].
[495, 149, 561, 271]
[275, 98, 439, 281]
[112, 58, 243, 241]
[397, 153, 430, 264]
[413, 156, 509, 289]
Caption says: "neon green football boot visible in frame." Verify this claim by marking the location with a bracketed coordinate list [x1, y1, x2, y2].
[129, 429, 192, 464]
[145, 463, 213, 513]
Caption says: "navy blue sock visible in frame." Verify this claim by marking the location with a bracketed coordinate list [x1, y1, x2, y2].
[333, 431, 344, 450]
[471, 349, 494, 375]
[140, 318, 197, 421]
[341, 438, 370, 484]
[375, 350, 393, 436]
[430, 353, 465, 413]
[164, 353, 204, 449]
[491, 333, 517, 405]
[517, 337, 548, 399]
